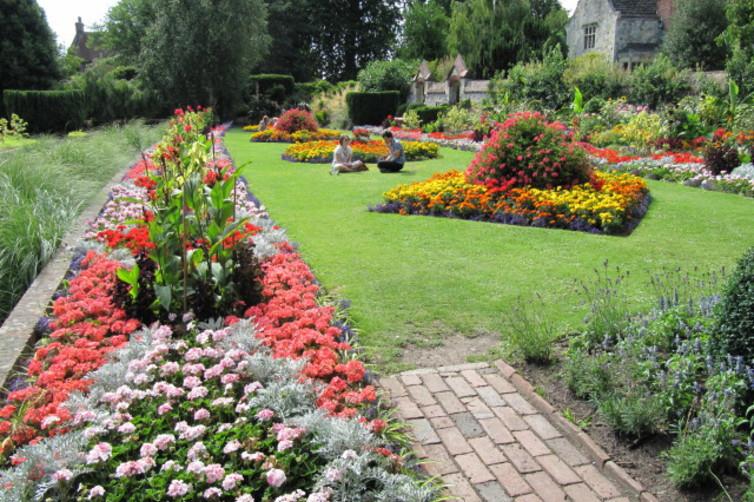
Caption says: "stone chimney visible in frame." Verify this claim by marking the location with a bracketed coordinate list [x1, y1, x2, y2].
[657, 0, 674, 30]
[75, 17, 84, 36]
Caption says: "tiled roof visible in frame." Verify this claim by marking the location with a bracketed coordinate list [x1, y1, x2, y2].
[610, 0, 658, 17]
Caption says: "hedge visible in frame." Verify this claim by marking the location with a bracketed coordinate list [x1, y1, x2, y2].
[3, 90, 86, 133]
[293, 81, 335, 102]
[248, 74, 295, 97]
[407, 104, 449, 125]
[346, 91, 401, 125]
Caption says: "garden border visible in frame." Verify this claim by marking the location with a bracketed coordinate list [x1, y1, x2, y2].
[0, 159, 138, 389]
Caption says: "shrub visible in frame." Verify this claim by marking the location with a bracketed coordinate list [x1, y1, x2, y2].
[503, 296, 557, 364]
[346, 91, 401, 125]
[357, 59, 416, 100]
[274, 108, 319, 133]
[402, 109, 421, 129]
[714, 247, 754, 360]
[292, 80, 334, 103]
[608, 111, 668, 150]
[563, 53, 627, 101]
[440, 106, 474, 132]
[248, 74, 295, 98]
[704, 129, 741, 174]
[629, 55, 691, 109]
[407, 104, 448, 125]
[3, 90, 86, 133]
[492, 47, 569, 111]
[465, 112, 592, 191]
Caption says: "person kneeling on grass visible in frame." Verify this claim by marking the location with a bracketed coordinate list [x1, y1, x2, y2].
[377, 130, 405, 173]
[331, 135, 368, 175]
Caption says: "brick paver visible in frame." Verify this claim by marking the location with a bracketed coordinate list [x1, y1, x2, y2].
[381, 361, 646, 501]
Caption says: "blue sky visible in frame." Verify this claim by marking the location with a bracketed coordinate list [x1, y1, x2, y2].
[39, 0, 579, 50]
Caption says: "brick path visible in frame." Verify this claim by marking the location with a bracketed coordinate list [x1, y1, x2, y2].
[380, 361, 656, 502]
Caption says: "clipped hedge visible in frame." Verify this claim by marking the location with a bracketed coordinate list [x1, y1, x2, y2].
[3, 90, 86, 133]
[346, 91, 401, 125]
[408, 104, 449, 125]
[249, 74, 295, 97]
[714, 247, 754, 361]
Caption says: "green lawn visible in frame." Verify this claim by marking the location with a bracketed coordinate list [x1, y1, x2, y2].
[225, 128, 754, 372]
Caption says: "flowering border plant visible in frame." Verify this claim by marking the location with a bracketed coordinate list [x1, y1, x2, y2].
[281, 140, 439, 164]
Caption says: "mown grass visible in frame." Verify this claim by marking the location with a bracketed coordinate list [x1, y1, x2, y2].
[0, 121, 162, 323]
[225, 128, 754, 372]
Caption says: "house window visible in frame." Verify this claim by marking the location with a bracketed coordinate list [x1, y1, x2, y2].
[584, 24, 597, 50]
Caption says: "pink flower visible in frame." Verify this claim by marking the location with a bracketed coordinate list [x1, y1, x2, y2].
[256, 409, 274, 421]
[277, 439, 293, 451]
[222, 472, 244, 490]
[160, 361, 180, 376]
[183, 375, 202, 389]
[187, 442, 207, 461]
[88, 486, 105, 499]
[86, 442, 112, 464]
[266, 468, 287, 487]
[158, 402, 173, 415]
[53, 468, 73, 482]
[167, 479, 191, 498]
[194, 408, 211, 421]
[204, 463, 225, 484]
[140, 443, 158, 457]
[223, 439, 241, 454]
[187, 386, 208, 400]
[241, 451, 265, 463]
[115, 460, 145, 478]
[41, 415, 61, 430]
[154, 433, 176, 450]
[235, 496, 255, 502]
[187, 460, 205, 475]
[203, 487, 222, 499]
[118, 422, 136, 434]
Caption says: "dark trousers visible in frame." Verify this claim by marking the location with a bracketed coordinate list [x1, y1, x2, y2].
[377, 160, 404, 173]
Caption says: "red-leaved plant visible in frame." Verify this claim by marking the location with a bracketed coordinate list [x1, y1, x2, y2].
[274, 109, 319, 134]
[465, 112, 592, 193]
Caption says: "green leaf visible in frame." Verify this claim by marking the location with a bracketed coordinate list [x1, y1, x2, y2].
[154, 284, 173, 311]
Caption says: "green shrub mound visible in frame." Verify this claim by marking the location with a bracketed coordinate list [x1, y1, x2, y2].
[3, 90, 86, 133]
[248, 74, 295, 97]
[714, 247, 754, 360]
[346, 91, 400, 125]
[407, 104, 448, 125]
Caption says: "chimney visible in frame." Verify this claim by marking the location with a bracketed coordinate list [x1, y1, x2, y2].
[657, 0, 674, 30]
[75, 17, 84, 36]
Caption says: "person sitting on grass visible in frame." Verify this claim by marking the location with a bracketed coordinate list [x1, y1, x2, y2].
[377, 130, 405, 173]
[258, 115, 272, 131]
[331, 135, 367, 175]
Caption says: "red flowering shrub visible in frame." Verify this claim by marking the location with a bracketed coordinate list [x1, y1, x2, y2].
[274, 109, 319, 134]
[466, 112, 592, 193]
[0, 252, 140, 454]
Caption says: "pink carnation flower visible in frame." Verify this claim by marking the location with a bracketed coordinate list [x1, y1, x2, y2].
[266, 468, 286, 487]
[167, 479, 191, 498]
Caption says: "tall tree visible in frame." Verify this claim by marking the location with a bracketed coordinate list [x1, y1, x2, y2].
[662, 0, 728, 71]
[723, 0, 754, 92]
[139, 0, 270, 116]
[104, 0, 157, 64]
[306, 0, 401, 81]
[448, 0, 565, 78]
[0, 0, 60, 92]
[400, 0, 449, 61]
[254, 0, 317, 81]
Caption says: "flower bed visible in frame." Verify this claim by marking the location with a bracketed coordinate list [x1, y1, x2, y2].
[0, 109, 434, 501]
[355, 125, 483, 152]
[281, 140, 439, 164]
[584, 143, 754, 198]
[250, 128, 341, 143]
[371, 170, 649, 234]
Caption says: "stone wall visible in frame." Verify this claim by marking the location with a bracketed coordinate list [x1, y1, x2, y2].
[566, 0, 618, 60]
[615, 17, 663, 65]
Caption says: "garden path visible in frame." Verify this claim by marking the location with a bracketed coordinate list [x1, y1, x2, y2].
[381, 361, 655, 502]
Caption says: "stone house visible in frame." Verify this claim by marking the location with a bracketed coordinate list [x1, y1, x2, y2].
[70, 17, 107, 65]
[409, 55, 490, 106]
[566, 0, 675, 70]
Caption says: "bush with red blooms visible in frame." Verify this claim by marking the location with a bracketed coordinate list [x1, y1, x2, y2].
[236, 248, 375, 418]
[704, 128, 740, 175]
[465, 112, 592, 193]
[274, 108, 319, 134]
[0, 252, 140, 454]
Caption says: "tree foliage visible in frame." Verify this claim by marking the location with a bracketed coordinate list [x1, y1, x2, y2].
[357, 59, 417, 99]
[104, 0, 157, 64]
[0, 0, 60, 92]
[255, 0, 318, 82]
[662, 0, 729, 71]
[723, 0, 754, 93]
[447, 0, 567, 78]
[400, 0, 449, 61]
[129, 0, 270, 117]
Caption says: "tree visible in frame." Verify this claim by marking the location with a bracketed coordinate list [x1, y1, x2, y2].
[723, 0, 754, 93]
[104, 0, 157, 64]
[138, 0, 270, 117]
[447, 0, 566, 78]
[400, 0, 449, 61]
[0, 0, 60, 92]
[306, 0, 402, 81]
[357, 59, 417, 99]
[662, 0, 728, 71]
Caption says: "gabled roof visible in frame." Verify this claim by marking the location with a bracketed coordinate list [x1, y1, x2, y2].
[610, 0, 658, 17]
[414, 61, 432, 82]
[447, 54, 469, 80]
